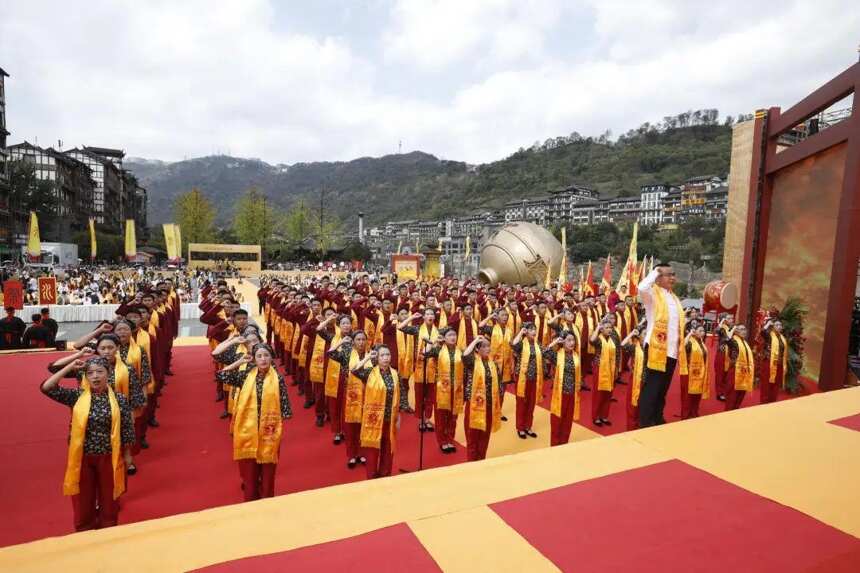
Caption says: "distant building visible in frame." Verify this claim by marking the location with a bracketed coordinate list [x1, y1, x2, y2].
[662, 188, 683, 225]
[7, 142, 95, 240]
[704, 185, 729, 220]
[639, 184, 670, 225]
[607, 195, 641, 223]
[0, 66, 10, 248]
[64, 147, 124, 232]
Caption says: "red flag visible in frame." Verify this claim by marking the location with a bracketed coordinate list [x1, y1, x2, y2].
[584, 261, 596, 296]
[600, 254, 612, 294]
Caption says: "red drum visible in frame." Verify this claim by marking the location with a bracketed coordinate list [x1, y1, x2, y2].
[703, 280, 738, 314]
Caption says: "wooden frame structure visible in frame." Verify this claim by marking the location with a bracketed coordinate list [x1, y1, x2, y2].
[737, 62, 860, 391]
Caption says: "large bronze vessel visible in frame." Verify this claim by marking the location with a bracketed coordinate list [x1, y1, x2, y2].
[477, 222, 564, 286]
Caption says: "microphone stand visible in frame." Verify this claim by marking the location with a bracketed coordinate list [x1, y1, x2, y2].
[400, 336, 429, 473]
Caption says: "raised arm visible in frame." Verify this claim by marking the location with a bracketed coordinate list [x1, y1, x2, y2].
[41, 359, 84, 394]
[71, 322, 112, 350]
[211, 334, 244, 356]
[462, 335, 484, 358]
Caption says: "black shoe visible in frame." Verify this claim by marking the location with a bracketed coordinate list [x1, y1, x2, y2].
[594, 419, 604, 426]
[333, 434, 343, 445]
[215, 394, 225, 402]
[518, 431, 527, 439]
[440, 445, 449, 453]
[165, 370, 174, 376]
[148, 418, 160, 428]
[501, 415, 508, 422]
[526, 430, 538, 438]
[140, 437, 150, 449]
[315, 416, 325, 427]
[359, 456, 367, 465]
[581, 385, 591, 392]
[601, 418, 612, 426]
[348, 458, 357, 469]
[425, 424, 435, 432]
[127, 463, 137, 476]
[717, 394, 726, 401]
[297, 387, 305, 395]
[610, 397, 618, 402]
[219, 411, 229, 419]
[290, 379, 299, 386]
[616, 379, 628, 385]
[303, 400, 314, 409]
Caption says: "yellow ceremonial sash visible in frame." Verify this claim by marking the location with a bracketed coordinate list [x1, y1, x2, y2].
[226, 343, 250, 416]
[412, 324, 439, 383]
[232, 367, 283, 463]
[345, 349, 365, 423]
[489, 323, 513, 381]
[397, 328, 414, 378]
[630, 342, 645, 406]
[682, 338, 710, 397]
[436, 346, 464, 413]
[374, 312, 386, 344]
[534, 313, 554, 346]
[456, 317, 477, 350]
[733, 336, 754, 391]
[468, 359, 501, 433]
[324, 331, 344, 397]
[360, 367, 400, 452]
[516, 340, 544, 398]
[125, 339, 142, 379]
[81, 358, 130, 399]
[63, 387, 125, 500]
[647, 286, 686, 374]
[309, 330, 331, 384]
[597, 334, 617, 392]
[135, 329, 154, 393]
[769, 331, 788, 388]
[551, 349, 582, 421]
[585, 311, 597, 353]
[438, 309, 448, 328]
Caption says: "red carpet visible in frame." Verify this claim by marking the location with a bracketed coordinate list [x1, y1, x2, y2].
[829, 412, 860, 432]
[491, 460, 860, 572]
[194, 523, 441, 572]
[0, 346, 465, 548]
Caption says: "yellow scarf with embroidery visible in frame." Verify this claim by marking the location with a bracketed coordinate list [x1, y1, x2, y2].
[412, 324, 439, 383]
[135, 328, 155, 394]
[227, 342, 250, 417]
[125, 340, 142, 379]
[360, 367, 400, 452]
[232, 367, 283, 463]
[397, 326, 414, 378]
[769, 331, 788, 388]
[551, 349, 582, 421]
[489, 323, 514, 381]
[630, 340, 645, 406]
[324, 330, 344, 397]
[309, 326, 337, 384]
[63, 387, 125, 500]
[732, 335, 754, 391]
[345, 349, 366, 423]
[647, 286, 687, 374]
[516, 340, 544, 398]
[456, 316, 478, 350]
[436, 346, 464, 413]
[682, 338, 710, 397]
[469, 358, 501, 433]
[596, 334, 617, 392]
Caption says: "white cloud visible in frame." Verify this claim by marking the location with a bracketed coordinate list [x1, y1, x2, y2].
[0, 0, 857, 166]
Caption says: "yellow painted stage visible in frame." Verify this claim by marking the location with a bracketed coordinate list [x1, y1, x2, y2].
[2, 386, 858, 572]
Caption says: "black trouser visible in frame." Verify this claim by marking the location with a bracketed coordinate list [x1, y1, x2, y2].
[638, 344, 677, 428]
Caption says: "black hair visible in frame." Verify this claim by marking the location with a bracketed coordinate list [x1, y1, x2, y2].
[233, 309, 249, 317]
[31, 313, 42, 322]
[97, 333, 121, 346]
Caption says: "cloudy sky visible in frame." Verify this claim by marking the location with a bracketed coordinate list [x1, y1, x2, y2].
[1, 0, 857, 165]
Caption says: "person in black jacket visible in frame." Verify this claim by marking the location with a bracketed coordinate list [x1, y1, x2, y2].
[0, 306, 27, 349]
[24, 314, 54, 348]
[41, 307, 59, 344]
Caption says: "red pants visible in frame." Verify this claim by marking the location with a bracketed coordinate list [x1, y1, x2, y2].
[327, 382, 345, 435]
[515, 379, 538, 431]
[237, 460, 277, 501]
[313, 383, 326, 418]
[301, 370, 313, 398]
[591, 384, 612, 421]
[132, 413, 147, 455]
[685, 393, 702, 418]
[725, 387, 746, 410]
[679, 374, 690, 419]
[414, 383, 436, 421]
[550, 393, 575, 446]
[759, 362, 783, 404]
[344, 421, 361, 459]
[363, 420, 394, 478]
[465, 407, 491, 461]
[72, 453, 119, 531]
[434, 407, 458, 447]
[714, 350, 728, 396]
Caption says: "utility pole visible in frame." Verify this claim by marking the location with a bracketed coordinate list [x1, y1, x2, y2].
[319, 187, 326, 257]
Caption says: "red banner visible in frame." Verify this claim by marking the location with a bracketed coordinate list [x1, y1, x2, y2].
[2, 280, 24, 310]
[38, 276, 57, 305]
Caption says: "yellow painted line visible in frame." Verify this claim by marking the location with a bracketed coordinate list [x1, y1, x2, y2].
[631, 387, 860, 537]
[409, 505, 560, 572]
[173, 336, 210, 347]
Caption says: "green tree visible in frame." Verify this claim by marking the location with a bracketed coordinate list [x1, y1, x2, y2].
[174, 188, 216, 250]
[232, 188, 276, 248]
[281, 199, 313, 247]
[8, 159, 58, 240]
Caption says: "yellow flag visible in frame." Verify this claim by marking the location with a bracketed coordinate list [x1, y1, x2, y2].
[544, 258, 552, 289]
[415, 236, 420, 254]
[437, 237, 443, 252]
[88, 218, 97, 260]
[174, 224, 183, 261]
[465, 235, 471, 259]
[616, 222, 638, 294]
[558, 227, 567, 285]
[125, 219, 137, 260]
[397, 240, 402, 255]
[163, 223, 177, 260]
[27, 211, 41, 260]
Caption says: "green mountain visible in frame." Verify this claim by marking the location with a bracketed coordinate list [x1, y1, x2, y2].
[127, 122, 732, 228]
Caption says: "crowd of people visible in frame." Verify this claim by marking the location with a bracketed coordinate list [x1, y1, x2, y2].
[33, 262, 790, 532]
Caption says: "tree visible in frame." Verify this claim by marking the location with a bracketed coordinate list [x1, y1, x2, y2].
[233, 187, 276, 248]
[281, 199, 313, 247]
[174, 188, 216, 251]
[8, 159, 58, 240]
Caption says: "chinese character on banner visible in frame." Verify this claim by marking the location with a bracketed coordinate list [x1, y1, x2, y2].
[38, 277, 57, 305]
[2, 280, 24, 310]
